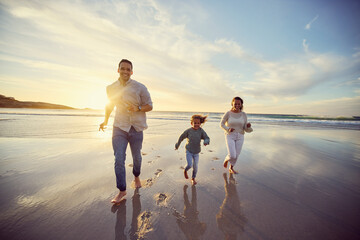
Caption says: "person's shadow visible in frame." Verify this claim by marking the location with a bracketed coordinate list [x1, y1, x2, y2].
[216, 173, 247, 240]
[111, 188, 142, 240]
[111, 199, 127, 240]
[173, 185, 206, 240]
[129, 188, 141, 240]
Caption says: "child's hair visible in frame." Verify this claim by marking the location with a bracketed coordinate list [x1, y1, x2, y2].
[191, 114, 208, 124]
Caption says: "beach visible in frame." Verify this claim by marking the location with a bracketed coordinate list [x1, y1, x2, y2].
[0, 109, 359, 240]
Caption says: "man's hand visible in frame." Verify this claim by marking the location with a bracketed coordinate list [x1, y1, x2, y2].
[123, 101, 139, 112]
[99, 122, 107, 131]
[127, 104, 138, 112]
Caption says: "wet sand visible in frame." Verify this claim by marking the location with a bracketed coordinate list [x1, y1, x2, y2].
[0, 120, 360, 239]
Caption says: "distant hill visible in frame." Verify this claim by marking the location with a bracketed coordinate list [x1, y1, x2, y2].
[0, 94, 75, 109]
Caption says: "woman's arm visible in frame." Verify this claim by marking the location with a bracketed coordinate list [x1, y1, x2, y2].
[243, 112, 253, 133]
[220, 111, 230, 131]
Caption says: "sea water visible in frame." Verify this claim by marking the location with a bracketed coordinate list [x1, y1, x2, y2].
[0, 108, 359, 139]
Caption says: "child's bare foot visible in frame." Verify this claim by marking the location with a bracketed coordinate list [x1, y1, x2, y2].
[191, 178, 197, 185]
[223, 160, 228, 168]
[184, 169, 189, 179]
[134, 176, 142, 188]
[229, 165, 238, 174]
[111, 190, 127, 204]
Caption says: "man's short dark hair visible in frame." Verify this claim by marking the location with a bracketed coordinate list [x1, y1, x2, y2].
[119, 59, 133, 70]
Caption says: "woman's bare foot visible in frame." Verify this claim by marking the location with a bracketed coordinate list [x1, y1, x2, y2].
[191, 178, 197, 185]
[223, 160, 228, 168]
[111, 190, 127, 204]
[184, 169, 189, 179]
[134, 176, 142, 188]
[223, 172, 228, 181]
[229, 165, 238, 174]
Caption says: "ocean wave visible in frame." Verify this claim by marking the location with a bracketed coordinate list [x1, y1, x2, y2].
[1, 109, 359, 131]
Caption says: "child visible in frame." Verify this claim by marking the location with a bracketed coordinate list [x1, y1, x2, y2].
[175, 114, 210, 185]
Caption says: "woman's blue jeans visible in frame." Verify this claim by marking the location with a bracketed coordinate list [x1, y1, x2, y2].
[185, 150, 199, 179]
[112, 126, 143, 191]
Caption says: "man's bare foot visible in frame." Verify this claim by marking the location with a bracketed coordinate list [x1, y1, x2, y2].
[191, 178, 197, 185]
[229, 165, 238, 174]
[111, 190, 127, 204]
[184, 169, 189, 179]
[134, 176, 142, 188]
[223, 160, 228, 168]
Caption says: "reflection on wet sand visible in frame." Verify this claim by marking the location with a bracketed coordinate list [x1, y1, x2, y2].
[216, 173, 247, 240]
[130, 189, 141, 240]
[111, 199, 127, 240]
[112, 189, 142, 240]
[173, 185, 207, 240]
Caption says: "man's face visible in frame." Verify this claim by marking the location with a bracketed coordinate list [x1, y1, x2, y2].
[118, 62, 133, 82]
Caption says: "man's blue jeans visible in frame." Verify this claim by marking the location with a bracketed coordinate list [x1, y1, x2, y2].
[112, 126, 143, 191]
[185, 150, 199, 179]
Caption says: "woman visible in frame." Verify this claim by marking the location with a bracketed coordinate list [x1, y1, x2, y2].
[220, 97, 253, 174]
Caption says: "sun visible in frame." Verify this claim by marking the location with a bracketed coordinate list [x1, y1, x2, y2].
[86, 89, 109, 110]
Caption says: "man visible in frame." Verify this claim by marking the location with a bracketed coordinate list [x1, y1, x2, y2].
[99, 59, 153, 204]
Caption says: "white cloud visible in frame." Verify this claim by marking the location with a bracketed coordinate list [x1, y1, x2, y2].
[243, 48, 360, 98]
[0, 0, 239, 109]
[0, 0, 358, 114]
[302, 39, 309, 53]
[300, 96, 360, 117]
[248, 96, 360, 117]
[305, 15, 319, 30]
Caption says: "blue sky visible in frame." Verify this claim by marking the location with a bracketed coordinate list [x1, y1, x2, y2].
[0, 0, 359, 116]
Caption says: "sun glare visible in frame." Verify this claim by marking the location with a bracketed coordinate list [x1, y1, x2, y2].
[87, 89, 108, 110]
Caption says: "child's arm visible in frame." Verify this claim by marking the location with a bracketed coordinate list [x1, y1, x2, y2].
[202, 129, 210, 146]
[175, 129, 188, 150]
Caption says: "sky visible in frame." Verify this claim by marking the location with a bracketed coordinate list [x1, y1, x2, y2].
[0, 0, 359, 116]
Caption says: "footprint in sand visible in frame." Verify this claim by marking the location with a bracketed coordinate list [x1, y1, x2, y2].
[137, 211, 154, 238]
[140, 169, 163, 188]
[154, 169, 162, 177]
[154, 193, 169, 206]
[128, 163, 133, 167]
[148, 156, 160, 164]
[212, 157, 220, 161]
[142, 152, 147, 156]
[208, 150, 214, 152]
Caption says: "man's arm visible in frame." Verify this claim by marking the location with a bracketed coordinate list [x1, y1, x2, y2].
[126, 103, 153, 113]
[139, 104, 153, 112]
[99, 102, 115, 131]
